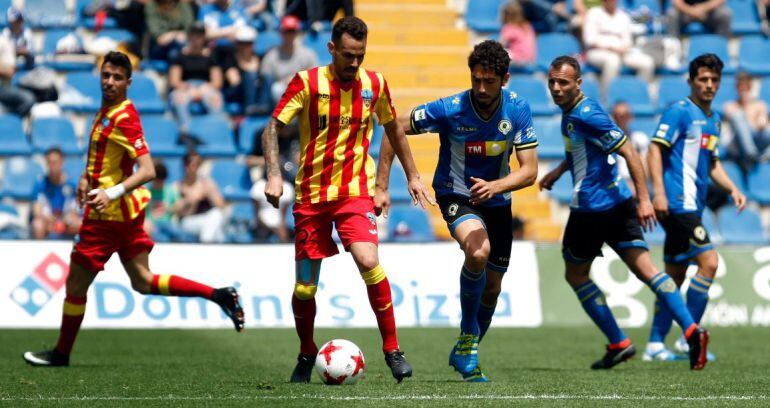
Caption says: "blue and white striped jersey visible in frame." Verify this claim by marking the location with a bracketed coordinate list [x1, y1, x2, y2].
[409, 89, 538, 207]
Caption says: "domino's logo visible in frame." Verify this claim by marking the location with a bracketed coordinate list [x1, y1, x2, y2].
[9, 253, 69, 316]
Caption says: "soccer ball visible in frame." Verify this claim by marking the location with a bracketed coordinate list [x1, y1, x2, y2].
[314, 339, 365, 385]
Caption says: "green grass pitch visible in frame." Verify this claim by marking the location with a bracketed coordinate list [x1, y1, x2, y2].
[1, 327, 768, 407]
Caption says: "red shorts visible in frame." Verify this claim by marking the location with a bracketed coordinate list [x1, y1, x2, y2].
[71, 212, 155, 273]
[293, 197, 379, 260]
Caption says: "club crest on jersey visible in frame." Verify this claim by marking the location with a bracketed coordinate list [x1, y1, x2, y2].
[361, 89, 373, 108]
[498, 119, 512, 135]
[452, 96, 460, 105]
[96, 117, 110, 133]
[567, 123, 574, 133]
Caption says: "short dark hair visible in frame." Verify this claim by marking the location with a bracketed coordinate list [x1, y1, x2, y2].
[689, 53, 723, 80]
[45, 147, 63, 158]
[331, 16, 367, 43]
[467, 40, 510, 78]
[154, 160, 168, 180]
[101, 50, 132, 79]
[183, 149, 200, 166]
[736, 70, 753, 83]
[550, 55, 581, 77]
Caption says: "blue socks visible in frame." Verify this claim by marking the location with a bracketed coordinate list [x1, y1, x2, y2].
[649, 299, 674, 343]
[574, 280, 626, 345]
[459, 266, 486, 336]
[477, 301, 496, 341]
[648, 272, 695, 334]
[687, 275, 713, 323]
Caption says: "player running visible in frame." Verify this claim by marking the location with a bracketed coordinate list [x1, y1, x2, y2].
[643, 54, 746, 362]
[376, 40, 539, 382]
[262, 16, 433, 383]
[539, 56, 710, 370]
[23, 51, 245, 367]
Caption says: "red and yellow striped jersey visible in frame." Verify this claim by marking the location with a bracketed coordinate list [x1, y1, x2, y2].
[273, 66, 397, 204]
[84, 99, 151, 222]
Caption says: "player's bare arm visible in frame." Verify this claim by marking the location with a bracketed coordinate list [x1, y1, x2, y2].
[616, 140, 657, 231]
[374, 112, 415, 216]
[647, 142, 669, 219]
[470, 148, 538, 205]
[710, 160, 747, 212]
[87, 154, 156, 213]
[381, 119, 435, 209]
[538, 159, 568, 191]
[262, 118, 286, 209]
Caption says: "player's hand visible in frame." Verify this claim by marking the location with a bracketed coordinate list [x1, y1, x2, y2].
[77, 177, 89, 208]
[86, 189, 111, 213]
[407, 177, 435, 209]
[538, 169, 561, 191]
[264, 175, 283, 209]
[636, 198, 658, 232]
[652, 194, 669, 220]
[469, 177, 498, 205]
[731, 189, 747, 213]
[374, 186, 391, 218]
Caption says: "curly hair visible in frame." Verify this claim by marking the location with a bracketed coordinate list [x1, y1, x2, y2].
[332, 16, 368, 43]
[689, 53, 723, 80]
[467, 40, 510, 78]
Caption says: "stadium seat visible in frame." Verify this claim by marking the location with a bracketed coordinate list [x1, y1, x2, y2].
[624, 0, 662, 16]
[76, 0, 117, 29]
[94, 29, 137, 45]
[607, 76, 655, 116]
[387, 204, 433, 242]
[718, 206, 766, 243]
[304, 31, 332, 66]
[210, 160, 253, 201]
[160, 157, 183, 184]
[747, 162, 770, 204]
[657, 75, 689, 111]
[254, 30, 282, 57]
[760, 77, 770, 107]
[128, 73, 166, 114]
[187, 115, 238, 157]
[226, 202, 255, 243]
[0, 0, 11, 26]
[507, 77, 558, 116]
[143, 116, 184, 157]
[533, 118, 564, 159]
[0, 115, 33, 155]
[0, 202, 21, 239]
[581, 77, 602, 103]
[61, 72, 101, 112]
[25, 0, 76, 28]
[41, 30, 93, 71]
[720, 160, 746, 191]
[536, 33, 582, 72]
[369, 124, 384, 159]
[389, 162, 412, 203]
[30, 118, 83, 155]
[465, 0, 502, 33]
[63, 157, 85, 181]
[729, 0, 762, 35]
[548, 164, 573, 204]
[630, 117, 658, 138]
[687, 35, 735, 74]
[739, 36, 770, 76]
[238, 116, 271, 154]
[0, 157, 45, 200]
[712, 75, 736, 112]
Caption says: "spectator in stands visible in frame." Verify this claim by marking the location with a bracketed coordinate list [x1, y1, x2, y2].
[199, 0, 248, 65]
[224, 26, 271, 115]
[666, 0, 731, 37]
[173, 150, 227, 243]
[570, 0, 601, 39]
[145, 160, 180, 237]
[723, 71, 770, 165]
[611, 101, 650, 196]
[499, 1, 536, 67]
[261, 15, 318, 104]
[82, 0, 147, 51]
[168, 22, 224, 136]
[583, 0, 655, 93]
[285, 0, 354, 33]
[0, 34, 35, 116]
[2, 7, 34, 69]
[519, 0, 570, 33]
[235, 0, 274, 30]
[31, 148, 81, 240]
[145, 0, 195, 61]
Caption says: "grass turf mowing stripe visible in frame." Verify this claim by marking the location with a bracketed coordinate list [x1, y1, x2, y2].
[2, 395, 768, 401]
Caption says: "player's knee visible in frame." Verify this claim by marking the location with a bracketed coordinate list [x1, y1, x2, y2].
[564, 269, 588, 288]
[481, 286, 501, 305]
[354, 254, 379, 273]
[698, 254, 718, 278]
[465, 243, 490, 269]
[294, 282, 317, 300]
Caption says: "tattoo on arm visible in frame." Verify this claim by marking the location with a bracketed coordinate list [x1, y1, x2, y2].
[262, 120, 282, 178]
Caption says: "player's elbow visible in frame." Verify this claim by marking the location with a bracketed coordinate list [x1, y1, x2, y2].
[521, 165, 538, 187]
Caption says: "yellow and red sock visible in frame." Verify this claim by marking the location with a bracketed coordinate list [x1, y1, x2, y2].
[362, 265, 399, 353]
[55, 294, 86, 355]
[150, 274, 215, 298]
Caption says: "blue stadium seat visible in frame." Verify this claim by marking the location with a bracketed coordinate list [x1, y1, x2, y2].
[0, 157, 44, 200]
[0, 0, 12, 26]
[161, 157, 183, 184]
[41, 30, 93, 71]
[387, 204, 433, 242]
[369, 124, 384, 159]
[507, 76, 558, 116]
[720, 160, 746, 191]
[226, 202, 255, 243]
[712, 75, 736, 112]
[254, 30, 282, 57]
[210, 160, 252, 201]
[624, 0, 662, 16]
[581, 77, 602, 103]
[30, 118, 83, 155]
[63, 157, 85, 181]
[657, 75, 689, 111]
[389, 162, 412, 203]
[0, 202, 21, 239]
[747, 162, 770, 204]
[739, 36, 770, 76]
[238, 116, 270, 154]
[548, 164, 573, 204]
[729, 0, 762, 35]
[535, 33, 581, 72]
[0, 115, 32, 155]
[304, 31, 332, 66]
[61, 72, 101, 112]
[143, 116, 184, 157]
[760, 77, 770, 107]
[128, 73, 166, 114]
[94, 29, 137, 45]
[187, 115, 238, 157]
[25, 0, 76, 28]
[630, 117, 658, 138]
[688, 35, 734, 74]
[607, 76, 655, 116]
[466, 0, 502, 33]
[533, 118, 564, 159]
[718, 206, 766, 243]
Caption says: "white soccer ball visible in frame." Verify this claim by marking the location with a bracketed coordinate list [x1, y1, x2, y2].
[314, 339, 365, 385]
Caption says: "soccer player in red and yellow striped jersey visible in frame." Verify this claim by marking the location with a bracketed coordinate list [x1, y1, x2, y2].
[23, 52, 245, 368]
[262, 17, 434, 383]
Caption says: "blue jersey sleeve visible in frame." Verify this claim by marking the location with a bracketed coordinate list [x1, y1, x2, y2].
[579, 107, 626, 153]
[512, 100, 538, 150]
[652, 104, 684, 148]
[410, 98, 447, 134]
